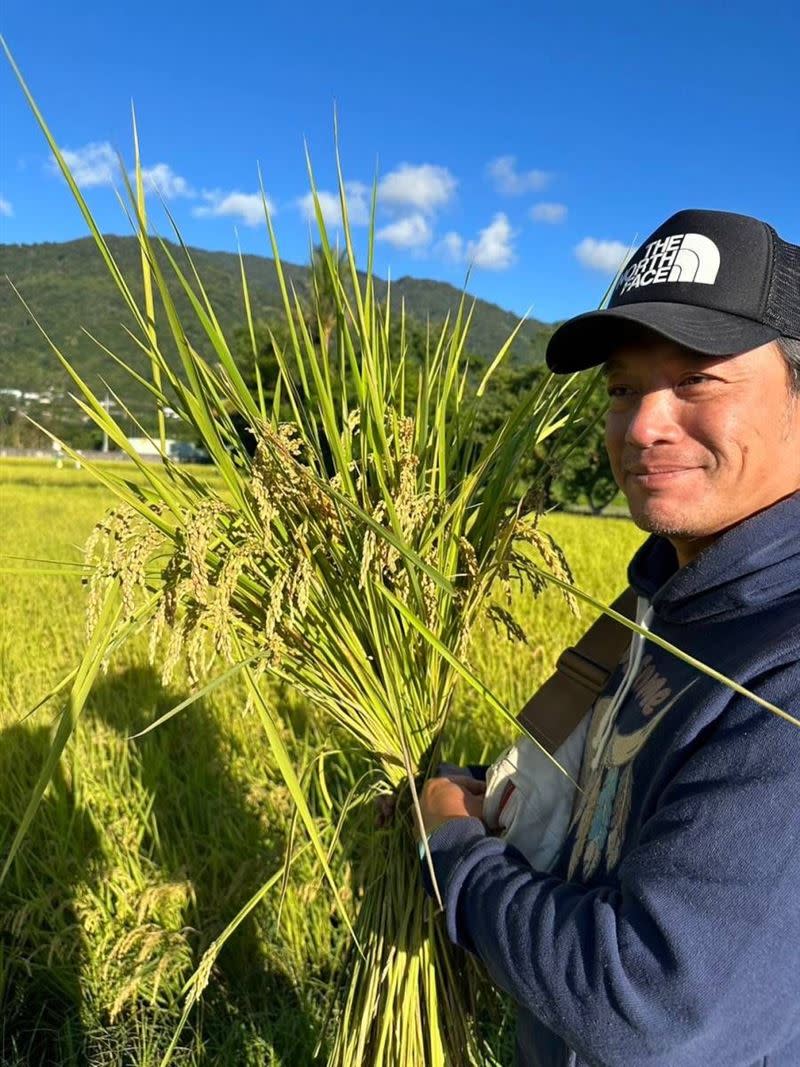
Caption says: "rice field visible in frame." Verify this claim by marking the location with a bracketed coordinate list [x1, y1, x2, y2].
[0, 457, 644, 1066]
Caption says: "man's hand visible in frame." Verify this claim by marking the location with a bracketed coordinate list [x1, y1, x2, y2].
[418, 775, 486, 839]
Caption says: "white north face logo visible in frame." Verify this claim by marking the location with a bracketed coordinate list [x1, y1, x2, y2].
[616, 232, 721, 296]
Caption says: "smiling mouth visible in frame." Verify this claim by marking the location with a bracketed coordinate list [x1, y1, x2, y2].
[625, 467, 700, 488]
[627, 466, 694, 475]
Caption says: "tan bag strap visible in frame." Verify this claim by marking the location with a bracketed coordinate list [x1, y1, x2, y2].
[516, 587, 637, 754]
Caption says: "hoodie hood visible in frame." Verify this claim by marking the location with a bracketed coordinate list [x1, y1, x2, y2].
[628, 491, 800, 625]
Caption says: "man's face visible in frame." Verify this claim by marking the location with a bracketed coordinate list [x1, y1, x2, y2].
[604, 337, 800, 563]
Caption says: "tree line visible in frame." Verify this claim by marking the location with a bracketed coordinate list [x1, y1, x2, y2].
[1, 248, 619, 514]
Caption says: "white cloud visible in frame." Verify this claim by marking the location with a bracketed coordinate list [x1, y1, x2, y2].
[59, 141, 117, 188]
[54, 141, 193, 199]
[487, 155, 551, 196]
[193, 190, 274, 226]
[345, 182, 371, 226]
[437, 230, 464, 263]
[530, 201, 567, 224]
[466, 213, 515, 270]
[436, 216, 516, 270]
[139, 163, 195, 199]
[0, 196, 13, 218]
[575, 237, 630, 273]
[298, 190, 341, 227]
[378, 164, 456, 215]
[376, 213, 432, 250]
[297, 182, 370, 228]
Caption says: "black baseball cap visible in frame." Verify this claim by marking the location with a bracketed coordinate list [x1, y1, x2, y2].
[546, 209, 800, 373]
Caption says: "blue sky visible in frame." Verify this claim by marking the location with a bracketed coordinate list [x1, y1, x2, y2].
[1, 1, 798, 324]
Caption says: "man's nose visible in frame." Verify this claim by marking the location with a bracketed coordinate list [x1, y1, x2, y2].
[623, 389, 682, 448]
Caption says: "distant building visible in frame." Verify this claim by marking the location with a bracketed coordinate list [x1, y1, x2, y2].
[128, 437, 209, 463]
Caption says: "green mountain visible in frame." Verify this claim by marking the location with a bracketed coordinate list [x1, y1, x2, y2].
[0, 237, 554, 406]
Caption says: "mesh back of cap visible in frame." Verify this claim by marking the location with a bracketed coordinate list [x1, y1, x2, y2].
[766, 232, 800, 339]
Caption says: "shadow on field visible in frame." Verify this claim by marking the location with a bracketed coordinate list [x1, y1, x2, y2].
[0, 723, 98, 1066]
[87, 664, 321, 1064]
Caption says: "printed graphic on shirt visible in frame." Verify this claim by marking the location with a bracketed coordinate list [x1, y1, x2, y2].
[616, 233, 721, 296]
[567, 656, 696, 880]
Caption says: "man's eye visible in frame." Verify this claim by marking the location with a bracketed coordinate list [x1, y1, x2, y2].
[678, 374, 711, 389]
[607, 385, 631, 398]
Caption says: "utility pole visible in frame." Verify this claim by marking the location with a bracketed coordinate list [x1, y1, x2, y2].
[101, 392, 110, 452]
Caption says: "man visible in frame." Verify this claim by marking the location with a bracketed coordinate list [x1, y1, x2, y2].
[418, 209, 800, 1066]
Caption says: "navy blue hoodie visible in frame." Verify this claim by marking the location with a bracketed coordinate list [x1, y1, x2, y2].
[423, 492, 800, 1066]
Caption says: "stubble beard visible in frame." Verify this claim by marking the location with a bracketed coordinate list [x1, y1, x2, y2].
[626, 492, 713, 543]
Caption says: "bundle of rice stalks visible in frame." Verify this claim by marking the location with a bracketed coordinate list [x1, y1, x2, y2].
[4, 48, 592, 1067]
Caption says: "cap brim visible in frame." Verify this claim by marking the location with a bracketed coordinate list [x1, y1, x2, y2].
[545, 302, 780, 373]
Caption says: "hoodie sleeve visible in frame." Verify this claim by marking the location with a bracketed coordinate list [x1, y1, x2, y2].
[425, 665, 800, 1066]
